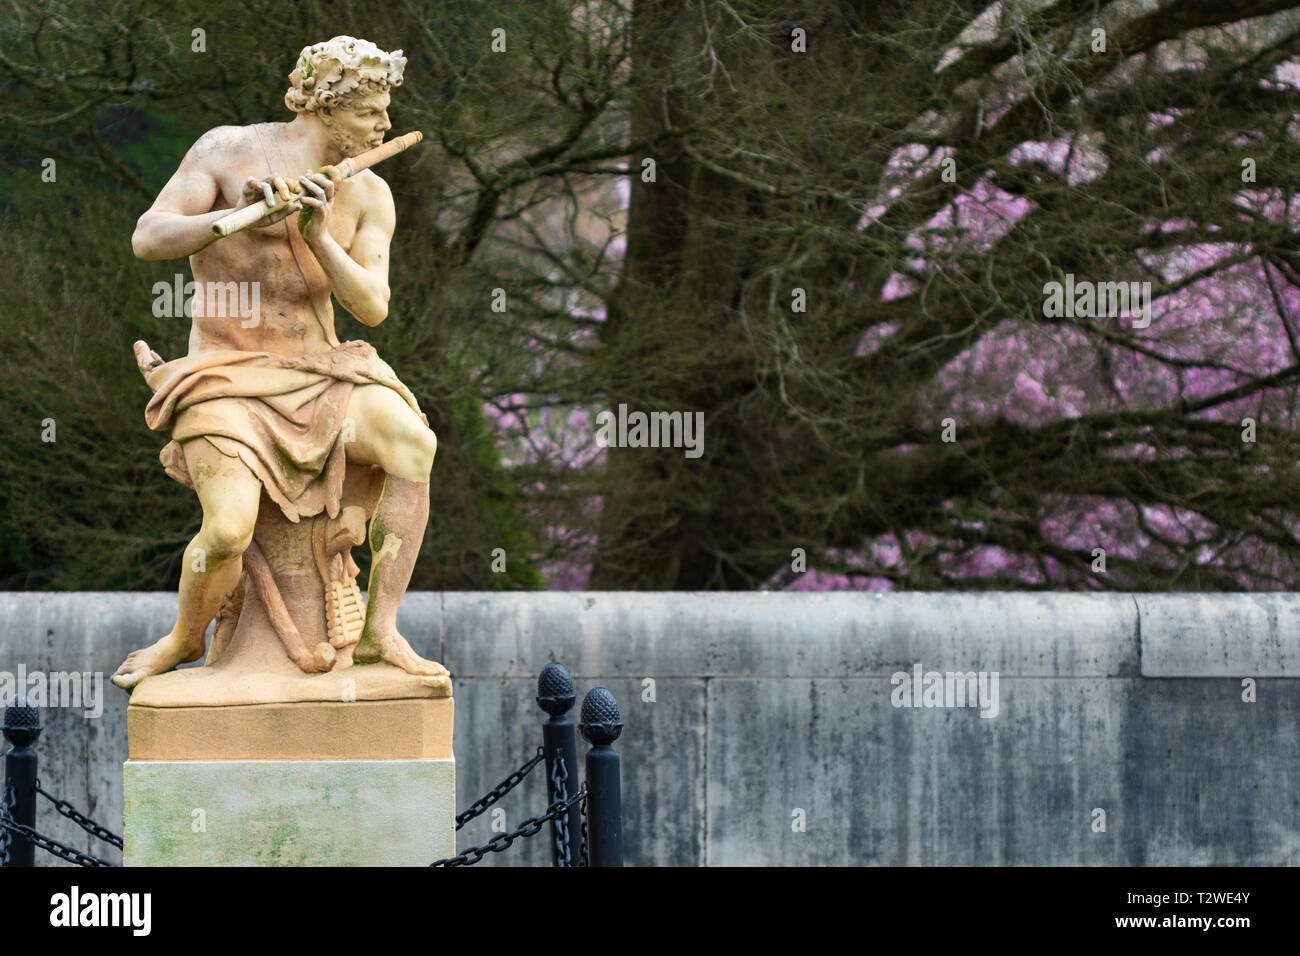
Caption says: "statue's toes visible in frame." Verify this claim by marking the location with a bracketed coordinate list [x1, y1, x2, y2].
[111, 654, 139, 681]
[402, 654, 447, 677]
[385, 646, 447, 678]
[419, 675, 452, 695]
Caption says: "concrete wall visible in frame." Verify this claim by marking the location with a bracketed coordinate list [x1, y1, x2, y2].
[1, 591, 1297, 866]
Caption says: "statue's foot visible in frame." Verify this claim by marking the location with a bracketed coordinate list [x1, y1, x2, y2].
[355, 629, 449, 678]
[111, 631, 204, 691]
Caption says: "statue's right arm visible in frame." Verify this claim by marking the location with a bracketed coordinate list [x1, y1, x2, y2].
[131, 129, 238, 261]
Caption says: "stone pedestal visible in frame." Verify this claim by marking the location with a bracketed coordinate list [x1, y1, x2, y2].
[124, 677, 455, 866]
[124, 692, 454, 866]
[123, 756, 454, 866]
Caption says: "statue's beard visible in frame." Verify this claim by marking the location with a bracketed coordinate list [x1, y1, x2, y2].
[322, 120, 373, 158]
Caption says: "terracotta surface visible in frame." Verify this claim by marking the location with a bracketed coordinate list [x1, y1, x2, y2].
[113, 36, 449, 704]
[128, 697, 454, 761]
[130, 656, 450, 708]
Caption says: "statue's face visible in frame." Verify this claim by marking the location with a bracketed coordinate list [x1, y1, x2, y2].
[321, 90, 392, 157]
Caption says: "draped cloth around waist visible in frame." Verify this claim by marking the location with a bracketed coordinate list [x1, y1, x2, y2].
[143, 340, 426, 522]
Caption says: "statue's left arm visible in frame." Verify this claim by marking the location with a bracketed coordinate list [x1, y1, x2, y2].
[297, 169, 395, 327]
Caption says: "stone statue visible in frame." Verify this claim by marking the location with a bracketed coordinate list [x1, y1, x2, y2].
[113, 36, 450, 704]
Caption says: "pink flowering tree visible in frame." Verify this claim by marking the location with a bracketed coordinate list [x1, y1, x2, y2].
[474, 1, 1300, 590]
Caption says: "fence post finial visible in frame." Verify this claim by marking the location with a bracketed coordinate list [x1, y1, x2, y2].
[580, 687, 623, 867]
[537, 662, 581, 866]
[2, 694, 42, 867]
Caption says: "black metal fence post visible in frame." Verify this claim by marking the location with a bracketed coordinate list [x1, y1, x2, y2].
[537, 662, 582, 867]
[2, 694, 42, 867]
[579, 687, 623, 867]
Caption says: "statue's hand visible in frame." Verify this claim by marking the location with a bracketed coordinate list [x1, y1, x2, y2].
[133, 340, 165, 378]
[296, 170, 337, 245]
[236, 175, 301, 229]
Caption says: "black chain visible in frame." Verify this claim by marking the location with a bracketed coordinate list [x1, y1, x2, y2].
[0, 781, 13, 866]
[456, 747, 545, 830]
[35, 783, 123, 849]
[431, 785, 586, 867]
[578, 791, 589, 867]
[0, 814, 116, 867]
[550, 751, 571, 866]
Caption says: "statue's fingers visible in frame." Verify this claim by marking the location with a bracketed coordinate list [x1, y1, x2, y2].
[259, 181, 277, 207]
[319, 164, 343, 188]
[272, 176, 293, 202]
[307, 172, 334, 200]
[133, 341, 159, 374]
[299, 176, 326, 200]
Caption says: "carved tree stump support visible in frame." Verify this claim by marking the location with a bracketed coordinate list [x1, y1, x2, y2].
[208, 463, 383, 676]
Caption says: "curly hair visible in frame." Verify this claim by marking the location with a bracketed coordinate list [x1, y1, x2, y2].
[284, 36, 406, 114]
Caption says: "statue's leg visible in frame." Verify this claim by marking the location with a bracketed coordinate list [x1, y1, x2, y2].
[111, 438, 262, 691]
[343, 384, 446, 677]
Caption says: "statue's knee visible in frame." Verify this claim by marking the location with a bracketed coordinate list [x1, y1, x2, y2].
[418, 427, 437, 472]
[392, 427, 436, 481]
[200, 516, 255, 560]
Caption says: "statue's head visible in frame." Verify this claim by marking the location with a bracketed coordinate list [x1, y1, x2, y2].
[285, 36, 406, 157]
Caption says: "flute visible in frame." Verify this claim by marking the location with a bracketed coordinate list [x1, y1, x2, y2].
[211, 130, 423, 238]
